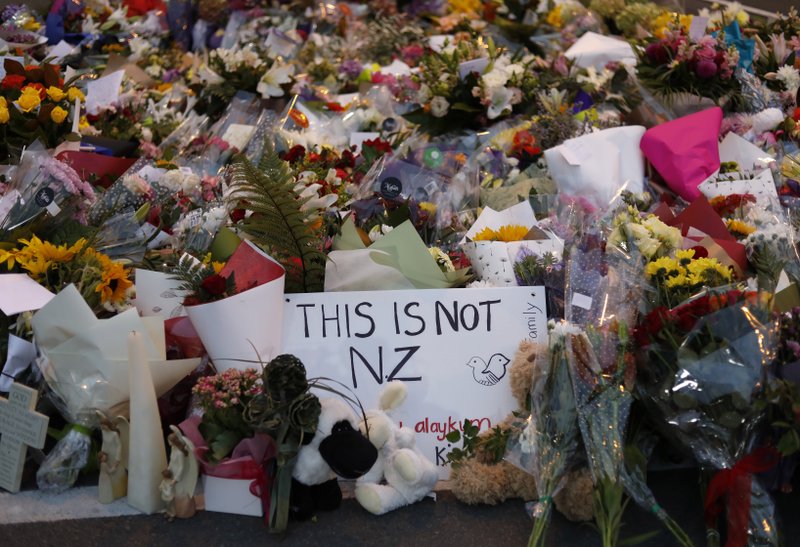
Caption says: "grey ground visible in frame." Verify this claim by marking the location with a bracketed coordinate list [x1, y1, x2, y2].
[2, 469, 800, 547]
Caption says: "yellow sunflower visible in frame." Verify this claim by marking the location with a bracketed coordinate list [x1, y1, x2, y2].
[726, 219, 756, 238]
[95, 260, 133, 305]
[472, 226, 499, 241]
[495, 224, 530, 242]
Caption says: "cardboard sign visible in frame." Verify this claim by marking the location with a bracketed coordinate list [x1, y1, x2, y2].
[282, 286, 547, 478]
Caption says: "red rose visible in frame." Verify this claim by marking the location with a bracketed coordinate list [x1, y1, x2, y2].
[1, 74, 25, 90]
[793, 108, 800, 122]
[690, 246, 709, 259]
[200, 274, 227, 297]
[363, 138, 393, 155]
[281, 144, 306, 163]
[230, 208, 246, 223]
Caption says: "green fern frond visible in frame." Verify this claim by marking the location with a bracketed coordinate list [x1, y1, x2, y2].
[230, 142, 326, 293]
[171, 255, 215, 295]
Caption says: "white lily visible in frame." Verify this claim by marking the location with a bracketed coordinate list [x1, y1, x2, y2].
[486, 86, 514, 119]
[257, 64, 295, 98]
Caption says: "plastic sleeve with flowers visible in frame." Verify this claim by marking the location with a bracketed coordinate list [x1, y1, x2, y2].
[177, 91, 263, 178]
[87, 157, 166, 224]
[504, 325, 580, 547]
[0, 143, 96, 236]
[634, 289, 780, 547]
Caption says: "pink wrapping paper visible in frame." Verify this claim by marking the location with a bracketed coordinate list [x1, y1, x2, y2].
[640, 107, 722, 201]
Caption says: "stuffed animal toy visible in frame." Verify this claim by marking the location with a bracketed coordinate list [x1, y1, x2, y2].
[354, 381, 439, 515]
[449, 340, 594, 523]
[290, 397, 378, 521]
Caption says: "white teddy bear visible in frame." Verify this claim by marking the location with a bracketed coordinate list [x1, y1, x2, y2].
[354, 382, 439, 515]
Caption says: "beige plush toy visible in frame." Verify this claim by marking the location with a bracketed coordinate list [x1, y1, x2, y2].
[449, 340, 594, 523]
[355, 382, 440, 515]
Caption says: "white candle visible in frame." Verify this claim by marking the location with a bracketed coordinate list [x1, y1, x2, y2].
[126, 330, 167, 514]
[71, 98, 81, 134]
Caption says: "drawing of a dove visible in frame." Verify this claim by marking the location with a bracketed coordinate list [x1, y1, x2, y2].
[466, 354, 510, 386]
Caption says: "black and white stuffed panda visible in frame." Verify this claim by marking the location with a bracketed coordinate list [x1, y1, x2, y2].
[290, 397, 378, 520]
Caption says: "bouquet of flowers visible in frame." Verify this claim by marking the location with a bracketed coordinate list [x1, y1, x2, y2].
[191, 368, 263, 463]
[405, 37, 540, 134]
[636, 27, 742, 110]
[635, 289, 781, 546]
[0, 146, 96, 237]
[0, 59, 83, 162]
[506, 322, 580, 547]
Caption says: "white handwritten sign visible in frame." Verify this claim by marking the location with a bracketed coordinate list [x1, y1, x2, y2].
[282, 286, 547, 478]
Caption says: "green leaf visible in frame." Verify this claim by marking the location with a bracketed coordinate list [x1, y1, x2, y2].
[445, 430, 461, 443]
[450, 102, 481, 113]
[620, 531, 661, 546]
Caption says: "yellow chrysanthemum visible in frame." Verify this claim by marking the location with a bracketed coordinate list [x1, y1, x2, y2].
[495, 224, 530, 242]
[46, 86, 66, 102]
[686, 257, 732, 286]
[95, 260, 134, 305]
[645, 256, 681, 278]
[0, 97, 6, 108]
[665, 273, 690, 288]
[726, 219, 756, 238]
[15, 87, 42, 113]
[50, 106, 68, 124]
[67, 87, 86, 103]
[0, 107, 8, 124]
[674, 248, 696, 265]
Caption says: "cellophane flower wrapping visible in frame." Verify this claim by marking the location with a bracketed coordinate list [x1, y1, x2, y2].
[635, 289, 781, 546]
[504, 323, 580, 547]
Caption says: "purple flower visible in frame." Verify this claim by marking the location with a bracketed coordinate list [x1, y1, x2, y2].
[645, 43, 670, 65]
[339, 59, 363, 80]
[695, 60, 718, 79]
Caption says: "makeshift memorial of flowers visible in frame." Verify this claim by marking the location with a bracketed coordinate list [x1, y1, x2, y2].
[5, 0, 800, 544]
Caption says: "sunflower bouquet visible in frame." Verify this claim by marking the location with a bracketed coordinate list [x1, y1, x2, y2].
[0, 235, 134, 316]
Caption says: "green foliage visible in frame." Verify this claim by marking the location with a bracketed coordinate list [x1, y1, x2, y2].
[445, 420, 509, 468]
[229, 142, 327, 293]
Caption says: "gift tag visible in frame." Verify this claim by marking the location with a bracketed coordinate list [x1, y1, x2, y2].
[48, 40, 76, 63]
[458, 58, 490, 79]
[34, 187, 60, 216]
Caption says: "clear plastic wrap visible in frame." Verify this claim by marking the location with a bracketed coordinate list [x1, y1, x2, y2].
[505, 323, 580, 547]
[0, 143, 96, 237]
[636, 289, 781, 546]
[565, 239, 692, 546]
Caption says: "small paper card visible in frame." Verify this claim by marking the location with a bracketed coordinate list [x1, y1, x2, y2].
[458, 58, 489, 79]
[48, 40, 76, 63]
[221, 124, 256, 152]
[698, 169, 778, 202]
[0, 274, 55, 315]
[86, 70, 125, 114]
[689, 17, 709, 41]
[202, 475, 263, 517]
[264, 29, 298, 59]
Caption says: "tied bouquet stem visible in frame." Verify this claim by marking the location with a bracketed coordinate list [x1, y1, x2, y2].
[246, 354, 321, 534]
[567, 322, 634, 547]
[506, 322, 580, 547]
